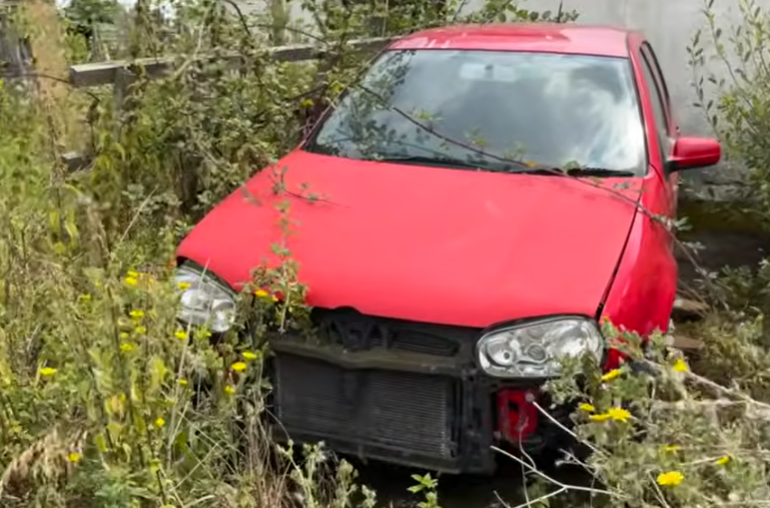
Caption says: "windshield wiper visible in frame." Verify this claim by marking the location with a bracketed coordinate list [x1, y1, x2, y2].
[365, 155, 522, 172]
[564, 167, 636, 177]
[515, 165, 636, 177]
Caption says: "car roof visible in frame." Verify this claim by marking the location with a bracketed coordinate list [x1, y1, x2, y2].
[388, 23, 636, 58]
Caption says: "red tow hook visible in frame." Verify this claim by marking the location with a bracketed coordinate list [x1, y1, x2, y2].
[497, 388, 539, 444]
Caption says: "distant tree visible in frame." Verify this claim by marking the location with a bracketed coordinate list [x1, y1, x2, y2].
[64, 0, 120, 25]
[63, 0, 120, 50]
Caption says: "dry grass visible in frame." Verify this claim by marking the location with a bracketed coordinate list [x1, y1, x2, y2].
[0, 424, 87, 499]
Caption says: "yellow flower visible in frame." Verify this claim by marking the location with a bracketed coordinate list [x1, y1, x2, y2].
[67, 451, 82, 463]
[119, 332, 130, 340]
[224, 385, 236, 395]
[242, 351, 259, 361]
[578, 403, 595, 413]
[601, 369, 622, 382]
[672, 358, 689, 373]
[177, 281, 191, 290]
[231, 361, 247, 372]
[657, 471, 684, 487]
[177, 378, 188, 387]
[607, 407, 632, 422]
[120, 342, 137, 352]
[129, 309, 144, 319]
[78, 294, 91, 303]
[135, 326, 147, 335]
[715, 455, 730, 466]
[154, 417, 165, 428]
[127, 270, 140, 278]
[124, 276, 139, 286]
[174, 330, 187, 341]
[664, 444, 681, 452]
[39, 367, 57, 377]
[589, 413, 611, 422]
[254, 288, 279, 302]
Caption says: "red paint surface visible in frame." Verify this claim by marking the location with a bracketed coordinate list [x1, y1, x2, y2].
[599, 33, 696, 367]
[670, 137, 722, 169]
[389, 24, 633, 57]
[177, 150, 641, 328]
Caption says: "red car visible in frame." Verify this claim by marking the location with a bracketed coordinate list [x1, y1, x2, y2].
[174, 24, 721, 474]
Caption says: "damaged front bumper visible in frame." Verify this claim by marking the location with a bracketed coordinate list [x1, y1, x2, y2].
[263, 310, 577, 475]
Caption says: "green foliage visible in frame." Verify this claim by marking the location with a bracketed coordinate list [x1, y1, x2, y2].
[64, 0, 122, 25]
[688, 0, 770, 227]
[408, 473, 442, 508]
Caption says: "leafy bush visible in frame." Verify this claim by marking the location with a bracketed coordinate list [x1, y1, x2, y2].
[689, 0, 770, 227]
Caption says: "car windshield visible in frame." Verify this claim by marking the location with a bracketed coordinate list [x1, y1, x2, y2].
[304, 49, 646, 176]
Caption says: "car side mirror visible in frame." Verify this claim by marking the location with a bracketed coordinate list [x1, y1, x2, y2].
[667, 136, 721, 172]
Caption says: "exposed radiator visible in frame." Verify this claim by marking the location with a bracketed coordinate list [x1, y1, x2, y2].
[273, 354, 459, 460]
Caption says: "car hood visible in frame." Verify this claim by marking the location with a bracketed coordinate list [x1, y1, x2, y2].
[176, 150, 642, 328]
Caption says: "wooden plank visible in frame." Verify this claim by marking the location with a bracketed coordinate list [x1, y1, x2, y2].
[61, 152, 90, 172]
[113, 67, 137, 111]
[665, 333, 704, 353]
[68, 36, 397, 88]
[672, 296, 709, 321]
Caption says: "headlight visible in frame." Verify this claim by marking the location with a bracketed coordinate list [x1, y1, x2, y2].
[476, 317, 603, 378]
[175, 264, 237, 333]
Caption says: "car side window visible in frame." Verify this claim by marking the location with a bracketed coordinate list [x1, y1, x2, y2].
[638, 49, 669, 161]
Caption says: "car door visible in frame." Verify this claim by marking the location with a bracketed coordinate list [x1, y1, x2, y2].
[601, 36, 680, 338]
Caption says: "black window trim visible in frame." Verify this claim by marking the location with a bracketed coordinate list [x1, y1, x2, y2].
[640, 42, 672, 132]
[637, 47, 670, 168]
[623, 38, 651, 175]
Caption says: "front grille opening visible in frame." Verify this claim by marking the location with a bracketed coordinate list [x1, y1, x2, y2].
[391, 329, 459, 356]
[369, 325, 385, 348]
[309, 308, 466, 358]
[273, 354, 460, 459]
